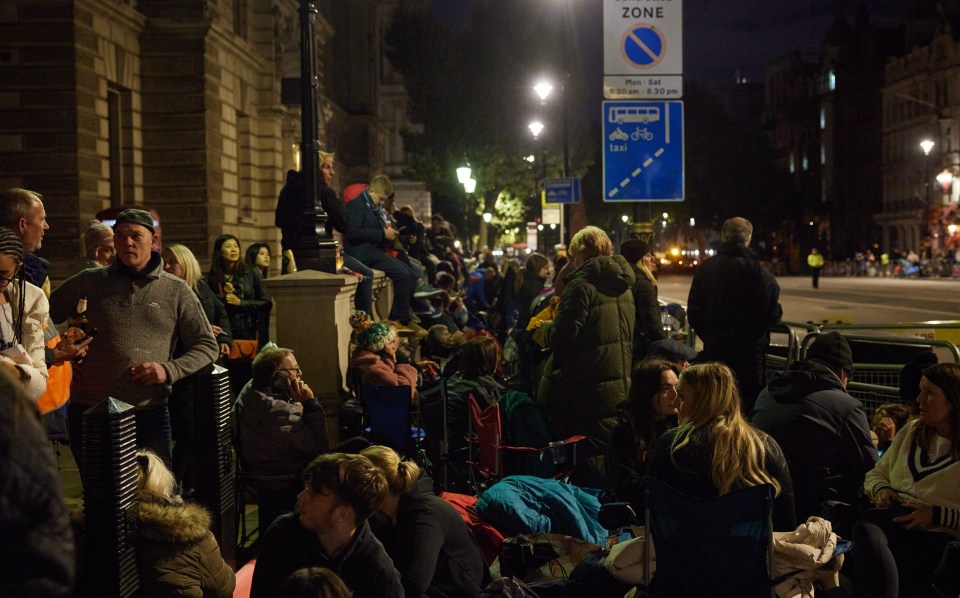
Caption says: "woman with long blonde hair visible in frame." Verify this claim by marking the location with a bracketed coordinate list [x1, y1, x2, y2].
[648, 362, 796, 530]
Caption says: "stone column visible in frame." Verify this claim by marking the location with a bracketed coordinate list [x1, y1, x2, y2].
[264, 270, 359, 444]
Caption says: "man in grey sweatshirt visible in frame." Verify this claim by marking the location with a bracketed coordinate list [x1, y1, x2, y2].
[50, 209, 218, 475]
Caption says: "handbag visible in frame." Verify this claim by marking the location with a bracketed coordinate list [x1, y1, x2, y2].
[228, 338, 258, 362]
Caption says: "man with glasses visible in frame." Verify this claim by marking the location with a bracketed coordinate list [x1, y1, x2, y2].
[235, 346, 333, 531]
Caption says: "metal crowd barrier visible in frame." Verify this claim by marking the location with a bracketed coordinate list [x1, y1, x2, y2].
[796, 328, 960, 416]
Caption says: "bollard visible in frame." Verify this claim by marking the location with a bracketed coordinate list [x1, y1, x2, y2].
[192, 364, 237, 567]
[80, 398, 139, 597]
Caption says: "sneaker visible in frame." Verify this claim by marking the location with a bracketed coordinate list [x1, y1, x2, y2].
[413, 280, 448, 300]
[397, 321, 428, 338]
[414, 306, 443, 319]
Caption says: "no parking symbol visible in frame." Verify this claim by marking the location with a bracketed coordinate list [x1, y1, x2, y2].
[621, 23, 665, 69]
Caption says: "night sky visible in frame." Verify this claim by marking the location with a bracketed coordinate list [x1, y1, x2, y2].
[431, 0, 912, 86]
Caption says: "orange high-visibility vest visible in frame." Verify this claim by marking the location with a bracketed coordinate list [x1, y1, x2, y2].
[36, 330, 72, 415]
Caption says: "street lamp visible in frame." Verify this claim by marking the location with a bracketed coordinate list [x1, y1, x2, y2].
[937, 170, 954, 195]
[532, 77, 569, 246]
[456, 165, 472, 185]
[464, 178, 477, 194]
[527, 121, 544, 139]
[483, 212, 492, 223]
[533, 81, 553, 105]
[920, 139, 936, 248]
[621, 215, 629, 223]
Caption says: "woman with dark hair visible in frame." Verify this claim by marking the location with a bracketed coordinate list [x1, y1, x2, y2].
[515, 253, 549, 331]
[648, 362, 796, 531]
[362, 445, 488, 598]
[208, 234, 272, 394]
[607, 359, 679, 511]
[245, 243, 271, 280]
[208, 234, 272, 345]
[445, 336, 506, 463]
[280, 567, 351, 598]
[855, 362, 960, 598]
[0, 226, 47, 400]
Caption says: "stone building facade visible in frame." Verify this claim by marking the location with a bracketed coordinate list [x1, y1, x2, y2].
[0, 0, 427, 280]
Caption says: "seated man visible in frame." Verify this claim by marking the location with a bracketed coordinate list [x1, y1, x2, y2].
[344, 174, 421, 332]
[250, 453, 403, 598]
[750, 331, 878, 523]
[236, 347, 329, 531]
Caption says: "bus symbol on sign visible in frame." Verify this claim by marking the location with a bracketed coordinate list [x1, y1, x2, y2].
[609, 105, 661, 125]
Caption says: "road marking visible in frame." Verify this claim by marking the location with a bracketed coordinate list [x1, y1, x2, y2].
[607, 146, 668, 197]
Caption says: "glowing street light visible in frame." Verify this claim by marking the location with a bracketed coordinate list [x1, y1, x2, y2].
[483, 212, 492, 223]
[464, 178, 477, 194]
[621, 215, 629, 223]
[456, 165, 472, 185]
[920, 139, 935, 156]
[937, 170, 954, 192]
[528, 121, 544, 139]
[533, 81, 553, 105]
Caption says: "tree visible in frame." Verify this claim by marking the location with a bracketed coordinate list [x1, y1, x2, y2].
[384, 0, 593, 240]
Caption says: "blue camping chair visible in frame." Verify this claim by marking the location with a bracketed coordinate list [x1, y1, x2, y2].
[643, 478, 776, 598]
[359, 381, 425, 457]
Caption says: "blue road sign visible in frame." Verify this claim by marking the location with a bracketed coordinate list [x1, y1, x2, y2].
[602, 100, 684, 202]
[622, 24, 665, 69]
[544, 177, 581, 204]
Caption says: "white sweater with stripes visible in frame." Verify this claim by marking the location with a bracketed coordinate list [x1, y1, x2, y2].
[864, 419, 960, 539]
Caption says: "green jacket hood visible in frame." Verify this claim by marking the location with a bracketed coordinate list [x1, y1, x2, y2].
[570, 254, 635, 297]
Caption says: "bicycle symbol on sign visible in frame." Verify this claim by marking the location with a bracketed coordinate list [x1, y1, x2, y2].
[631, 127, 654, 142]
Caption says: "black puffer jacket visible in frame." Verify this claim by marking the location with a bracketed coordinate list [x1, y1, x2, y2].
[539, 255, 635, 439]
[750, 360, 878, 520]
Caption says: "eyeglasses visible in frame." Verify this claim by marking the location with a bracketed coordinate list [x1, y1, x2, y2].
[0, 271, 18, 286]
[279, 366, 302, 375]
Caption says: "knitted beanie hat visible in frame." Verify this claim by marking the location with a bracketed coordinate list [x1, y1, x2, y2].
[350, 310, 398, 352]
[356, 322, 397, 353]
[84, 219, 113, 255]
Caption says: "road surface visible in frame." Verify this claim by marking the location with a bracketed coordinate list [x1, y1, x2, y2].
[657, 274, 960, 325]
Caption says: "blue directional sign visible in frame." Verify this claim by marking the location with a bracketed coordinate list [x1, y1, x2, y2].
[602, 100, 684, 202]
[544, 177, 581, 204]
[623, 24, 665, 69]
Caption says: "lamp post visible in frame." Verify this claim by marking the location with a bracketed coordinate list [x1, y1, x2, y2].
[292, 0, 337, 272]
[456, 164, 476, 252]
[532, 79, 569, 246]
[921, 139, 935, 249]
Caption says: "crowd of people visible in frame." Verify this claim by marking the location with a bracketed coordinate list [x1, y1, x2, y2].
[2, 173, 958, 598]
[805, 245, 960, 281]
